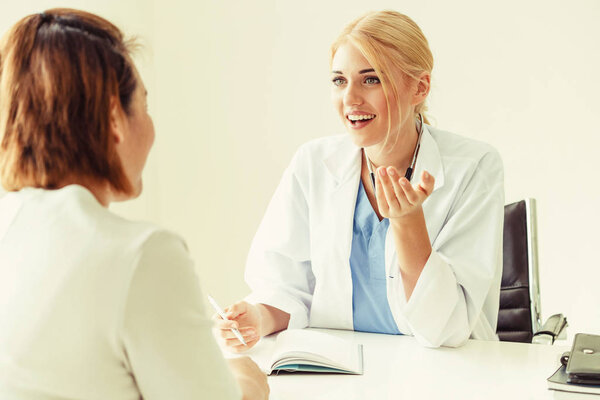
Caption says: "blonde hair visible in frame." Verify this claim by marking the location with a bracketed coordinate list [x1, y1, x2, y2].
[330, 11, 433, 146]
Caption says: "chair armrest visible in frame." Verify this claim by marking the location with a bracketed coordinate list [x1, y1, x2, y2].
[532, 313, 568, 345]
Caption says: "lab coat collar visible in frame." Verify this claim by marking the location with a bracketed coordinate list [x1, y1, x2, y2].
[322, 126, 445, 192]
[413, 125, 445, 192]
[322, 136, 362, 188]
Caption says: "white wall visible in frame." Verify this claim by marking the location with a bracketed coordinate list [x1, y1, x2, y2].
[2, 0, 599, 338]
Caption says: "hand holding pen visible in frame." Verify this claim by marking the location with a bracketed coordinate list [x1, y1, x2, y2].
[210, 297, 263, 353]
[208, 295, 247, 346]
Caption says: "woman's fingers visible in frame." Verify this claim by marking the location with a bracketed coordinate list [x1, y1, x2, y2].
[373, 166, 436, 218]
[226, 336, 261, 353]
[378, 168, 436, 215]
[388, 168, 412, 208]
[417, 170, 435, 196]
[224, 301, 248, 320]
[400, 171, 435, 206]
[213, 316, 239, 330]
[213, 315, 259, 339]
[214, 321, 259, 352]
[216, 327, 252, 339]
[220, 326, 256, 340]
[399, 177, 422, 205]
[224, 330, 260, 346]
[212, 301, 263, 352]
[377, 167, 400, 211]
[213, 302, 257, 336]
[374, 169, 389, 215]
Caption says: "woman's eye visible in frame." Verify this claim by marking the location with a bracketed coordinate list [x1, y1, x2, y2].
[332, 77, 346, 86]
[364, 76, 380, 85]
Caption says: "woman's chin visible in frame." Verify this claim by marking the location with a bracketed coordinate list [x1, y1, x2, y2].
[131, 180, 143, 199]
[346, 130, 383, 148]
[114, 180, 143, 202]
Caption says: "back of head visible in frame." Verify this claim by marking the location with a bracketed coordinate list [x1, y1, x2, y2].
[330, 10, 434, 125]
[0, 8, 137, 193]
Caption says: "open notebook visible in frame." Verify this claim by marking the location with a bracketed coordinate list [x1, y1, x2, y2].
[262, 329, 363, 375]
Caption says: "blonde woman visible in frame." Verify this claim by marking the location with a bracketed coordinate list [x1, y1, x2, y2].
[0, 9, 268, 399]
[216, 10, 504, 349]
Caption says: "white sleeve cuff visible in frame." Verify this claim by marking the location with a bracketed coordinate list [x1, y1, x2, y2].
[245, 290, 309, 330]
[398, 251, 469, 347]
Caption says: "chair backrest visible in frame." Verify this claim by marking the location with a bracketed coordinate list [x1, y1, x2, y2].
[497, 199, 542, 343]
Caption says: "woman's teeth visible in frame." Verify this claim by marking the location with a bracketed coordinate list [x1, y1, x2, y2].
[348, 114, 376, 122]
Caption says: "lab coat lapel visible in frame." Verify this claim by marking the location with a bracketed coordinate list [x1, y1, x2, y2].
[315, 138, 361, 329]
[411, 125, 445, 192]
[325, 142, 362, 265]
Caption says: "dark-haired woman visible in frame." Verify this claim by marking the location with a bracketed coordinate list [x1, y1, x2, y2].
[0, 9, 268, 400]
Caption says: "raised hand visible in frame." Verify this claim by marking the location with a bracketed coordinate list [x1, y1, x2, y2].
[375, 167, 434, 220]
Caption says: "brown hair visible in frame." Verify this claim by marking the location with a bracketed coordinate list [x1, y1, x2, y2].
[0, 8, 137, 193]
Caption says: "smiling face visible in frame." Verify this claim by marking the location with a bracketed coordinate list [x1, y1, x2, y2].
[331, 42, 418, 149]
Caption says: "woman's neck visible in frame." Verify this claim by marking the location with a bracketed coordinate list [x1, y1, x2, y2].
[364, 121, 419, 172]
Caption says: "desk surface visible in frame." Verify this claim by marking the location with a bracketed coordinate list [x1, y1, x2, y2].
[244, 329, 575, 400]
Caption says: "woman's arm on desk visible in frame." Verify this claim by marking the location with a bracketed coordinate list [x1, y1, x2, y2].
[214, 301, 290, 352]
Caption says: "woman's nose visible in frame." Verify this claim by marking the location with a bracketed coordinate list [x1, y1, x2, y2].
[343, 84, 363, 106]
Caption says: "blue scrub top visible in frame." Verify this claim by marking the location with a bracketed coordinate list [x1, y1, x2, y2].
[350, 180, 401, 335]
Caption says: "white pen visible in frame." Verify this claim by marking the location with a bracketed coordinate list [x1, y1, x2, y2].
[207, 294, 247, 346]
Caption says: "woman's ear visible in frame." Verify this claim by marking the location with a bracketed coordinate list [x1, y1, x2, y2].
[109, 96, 126, 144]
[413, 72, 431, 104]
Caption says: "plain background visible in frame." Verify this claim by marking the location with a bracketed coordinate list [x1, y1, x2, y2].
[1, 0, 599, 340]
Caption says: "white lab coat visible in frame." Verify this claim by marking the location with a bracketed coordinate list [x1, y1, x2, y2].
[245, 125, 504, 348]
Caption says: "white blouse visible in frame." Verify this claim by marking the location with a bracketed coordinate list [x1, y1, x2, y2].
[0, 185, 240, 400]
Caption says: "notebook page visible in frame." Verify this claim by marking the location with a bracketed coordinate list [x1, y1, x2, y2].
[271, 329, 360, 371]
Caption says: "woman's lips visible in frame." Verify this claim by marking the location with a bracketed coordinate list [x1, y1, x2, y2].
[347, 114, 376, 129]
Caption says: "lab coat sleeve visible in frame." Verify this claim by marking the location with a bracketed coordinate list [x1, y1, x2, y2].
[396, 149, 504, 348]
[245, 148, 314, 329]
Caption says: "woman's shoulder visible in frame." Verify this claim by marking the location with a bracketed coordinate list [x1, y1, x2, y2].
[41, 185, 187, 256]
[98, 208, 186, 256]
[428, 126, 500, 159]
[425, 126, 504, 192]
[427, 125, 503, 171]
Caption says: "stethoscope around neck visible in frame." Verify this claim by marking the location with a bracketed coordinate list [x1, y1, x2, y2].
[363, 113, 424, 196]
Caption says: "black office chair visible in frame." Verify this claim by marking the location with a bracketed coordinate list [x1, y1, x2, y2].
[497, 198, 567, 344]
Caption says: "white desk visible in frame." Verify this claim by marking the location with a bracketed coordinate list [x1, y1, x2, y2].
[245, 329, 575, 400]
